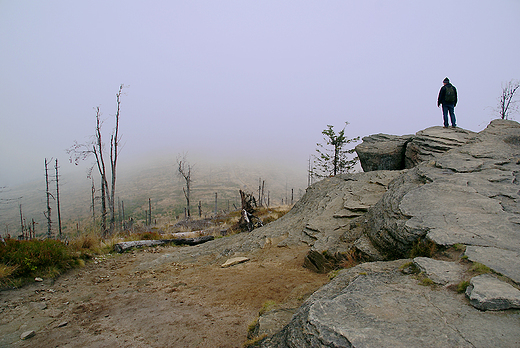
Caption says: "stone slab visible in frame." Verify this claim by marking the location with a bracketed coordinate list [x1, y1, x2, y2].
[466, 274, 520, 311]
[413, 257, 464, 285]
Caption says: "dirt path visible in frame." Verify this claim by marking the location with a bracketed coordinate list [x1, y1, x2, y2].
[0, 243, 328, 348]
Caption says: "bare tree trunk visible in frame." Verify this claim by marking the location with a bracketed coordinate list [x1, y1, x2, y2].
[258, 178, 262, 206]
[148, 198, 152, 226]
[91, 177, 96, 226]
[177, 155, 192, 219]
[261, 180, 265, 207]
[121, 200, 125, 230]
[55, 159, 62, 240]
[118, 197, 122, 231]
[93, 108, 108, 237]
[19, 203, 24, 239]
[44, 158, 53, 239]
[109, 84, 124, 234]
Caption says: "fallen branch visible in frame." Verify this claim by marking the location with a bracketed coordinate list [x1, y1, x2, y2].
[114, 236, 214, 253]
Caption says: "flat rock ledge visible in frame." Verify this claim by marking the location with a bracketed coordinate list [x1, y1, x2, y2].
[412, 257, 464, 286]
[260, 260, 520, 348]
[466, 274, 520, 311]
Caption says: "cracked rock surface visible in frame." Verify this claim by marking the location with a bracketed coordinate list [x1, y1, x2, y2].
[364, 120, 520, 275]
[258, 120, 520, 347]
[261, 261, 520, 348]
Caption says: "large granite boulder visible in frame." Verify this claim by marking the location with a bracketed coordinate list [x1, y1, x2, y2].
[355, 134, 412, 171]
[301, 170, 403, 273]
[363, 119, 520, 279]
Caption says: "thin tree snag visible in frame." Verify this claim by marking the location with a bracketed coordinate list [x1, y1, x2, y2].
[114, 235, 214, 253]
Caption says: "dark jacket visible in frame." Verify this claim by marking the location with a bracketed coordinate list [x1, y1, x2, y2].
[437, 83, 457, 107]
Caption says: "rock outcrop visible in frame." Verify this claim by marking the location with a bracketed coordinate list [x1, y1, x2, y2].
[258, 119, 520, 347]
[356, 126, 477, 171]
[363, 120, 520, 273]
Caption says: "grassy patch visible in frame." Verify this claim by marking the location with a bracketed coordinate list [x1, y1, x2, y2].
[258, 300, 276, 315]
[457, 280, 470, 293]
[452, 243, 466, 251]
[243, 334, 268, 347]
[470, 262, 491, 275]
[419, 277, 435, 286]
[0, 239, 83, 288]
[247, 318, 259, 339]
[409, 239, 436, 258]
[399, 261, 419, 274]
[328, 269, 340, 280]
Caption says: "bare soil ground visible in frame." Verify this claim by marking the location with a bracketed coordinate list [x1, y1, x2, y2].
[0, 243, 328, 348]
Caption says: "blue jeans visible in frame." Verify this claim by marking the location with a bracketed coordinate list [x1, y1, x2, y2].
[442, 104, 456, 127]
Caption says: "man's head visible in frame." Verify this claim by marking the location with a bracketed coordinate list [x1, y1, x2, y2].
[443, 77, 450, 85]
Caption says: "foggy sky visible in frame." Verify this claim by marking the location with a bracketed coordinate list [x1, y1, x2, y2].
[1, 0, 520, 187]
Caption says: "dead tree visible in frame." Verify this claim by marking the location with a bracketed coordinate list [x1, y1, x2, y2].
[19, 203, 24, 239]
[55, 159, 63, 239]
[44, 158, 53, 238]
[91, 177, 96, 225]
[109, 85, 123, 232]
[237, 190, 263, 232]
[93, 106, 109, 236]
[496, 79, 520, 120]
[67, 84, 125, 237]
[177, 154, 192, 219]
[148, 198, 152, 226]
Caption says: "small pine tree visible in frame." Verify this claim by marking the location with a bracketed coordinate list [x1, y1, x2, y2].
[312, 122, 360, 178]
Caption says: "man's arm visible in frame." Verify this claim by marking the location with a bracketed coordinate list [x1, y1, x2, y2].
[437, 86, 444, 107]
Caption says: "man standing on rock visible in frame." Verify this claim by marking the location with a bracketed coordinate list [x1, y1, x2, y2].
[437, 77, 457, 128]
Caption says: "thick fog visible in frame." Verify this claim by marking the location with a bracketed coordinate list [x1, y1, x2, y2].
[1, 1, 520, 187]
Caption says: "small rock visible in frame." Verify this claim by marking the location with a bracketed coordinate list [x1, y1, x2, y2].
[57, 321, 68, 328]
[466, 274, 520, 311]
[30, 301, 47, 310]
[34, 277, 43, 282]
[20, 330, 36, 340]
[221, 257, 250, 268]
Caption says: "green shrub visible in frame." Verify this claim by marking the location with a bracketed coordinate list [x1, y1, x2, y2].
[419, 277, 435, 286]
[452, 243, 466, 251]
[0, 239, 79, 287]
[457, 280, 470, 293]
